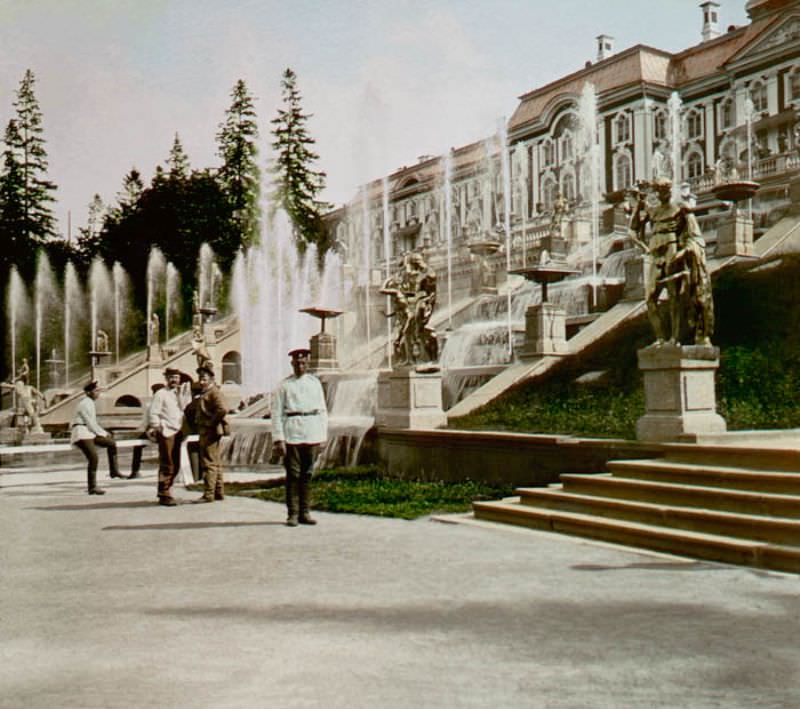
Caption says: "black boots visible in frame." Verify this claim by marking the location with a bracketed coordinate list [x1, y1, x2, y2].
[286, 475, 299, 526]
[298, 474, 316, 526]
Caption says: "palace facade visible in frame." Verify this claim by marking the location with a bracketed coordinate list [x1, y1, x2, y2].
[326, 0, 800, 312]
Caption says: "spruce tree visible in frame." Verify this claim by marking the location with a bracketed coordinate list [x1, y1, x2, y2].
[269, 67, 329, 251]
[0, 120, 28, 272]
[11, 69, 57, 242]
[216, 79, 260, 246]
[167, 133, 190, 181]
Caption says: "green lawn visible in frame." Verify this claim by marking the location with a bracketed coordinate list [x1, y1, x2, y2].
[223, 466, 515, 520]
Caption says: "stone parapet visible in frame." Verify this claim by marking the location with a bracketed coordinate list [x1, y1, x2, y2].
[376, 368, 446, 430]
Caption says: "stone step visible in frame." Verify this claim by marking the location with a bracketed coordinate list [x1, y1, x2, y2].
[522, 487, 800, 546]
[550, 475, 800, 518]
[607, 459, 800, 494]
[472, 500, 800, 573]
[659, 443, 800, 472]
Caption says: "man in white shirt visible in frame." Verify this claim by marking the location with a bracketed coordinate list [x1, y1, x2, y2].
[272, 349, 328, 527]
[70, 380, 121, 495]
[147, 367, 191, 506]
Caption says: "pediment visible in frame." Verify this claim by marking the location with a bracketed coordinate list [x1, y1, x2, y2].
[726, 13, 800, 67]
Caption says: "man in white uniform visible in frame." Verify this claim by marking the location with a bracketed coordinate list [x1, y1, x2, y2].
[147, 367, 191, 506]
[271, 349, 328, 527]
[71, 380, 122, 495]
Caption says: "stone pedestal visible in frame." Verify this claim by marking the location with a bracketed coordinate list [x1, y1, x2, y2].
[376, 368, 446, 429]
[310, 332, 339, 372]
[636, 344, 726, 442]
[539, 233, 568, 261]
[519, 303, 568, 358]
[146, 344, 162, 363]
[715, 212, 754, 258]
[623, 255, 649, 301]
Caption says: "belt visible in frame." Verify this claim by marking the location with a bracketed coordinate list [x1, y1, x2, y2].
[285, 410, 321, 417]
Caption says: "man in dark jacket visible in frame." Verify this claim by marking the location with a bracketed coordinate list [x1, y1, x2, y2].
[191, 362, 228, 503]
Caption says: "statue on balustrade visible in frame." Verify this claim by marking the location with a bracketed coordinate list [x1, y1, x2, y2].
[549, 191, 569, 237]
[628, 178, 714, 347]
[380, 252, 438, 366]
[95, 329, 110, 353]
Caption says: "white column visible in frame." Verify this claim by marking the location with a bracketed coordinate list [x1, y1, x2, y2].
[633, 102, 650, 183]
[598, 115, 608, 195]
[531, 141, 541, 212]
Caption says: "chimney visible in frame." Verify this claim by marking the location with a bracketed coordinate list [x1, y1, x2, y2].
[700, 1, 721, 42]
[596, 34, 615, 61]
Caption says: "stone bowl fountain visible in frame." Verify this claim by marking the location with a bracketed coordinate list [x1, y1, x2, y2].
[712, 180, 760, 204]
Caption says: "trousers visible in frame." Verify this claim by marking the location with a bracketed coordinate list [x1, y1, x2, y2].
[284, 444, 319, 517]
[198, 430, 223, 500]
[75, 435, 120, 491]
[156, 432, 183, 499]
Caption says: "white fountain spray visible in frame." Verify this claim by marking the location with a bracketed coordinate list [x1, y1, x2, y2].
[165, 262, 180, 342]
[34, 253, 57, 391]
[111, 262, 128, 365]
[7, 267, 28, 389]
[444, 150, 454, 329]
[146, 248, 166, 346]
[360, 186, 372, 354]
[89, 258, 111, 364]
[668, 91, 683, 203]
[381, 176, 392, 367]
[578, 82, 601, 307]
[64, 261, 82, 384]
[498, 120, 513, 358]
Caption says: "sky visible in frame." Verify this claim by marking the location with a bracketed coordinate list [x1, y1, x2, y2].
[0, 0, 749, 237]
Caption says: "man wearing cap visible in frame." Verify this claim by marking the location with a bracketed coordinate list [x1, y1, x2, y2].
[147, 368, 192, 506]
[271, 348, 328, 527]
[192, 362, 229, 503]
[70, 380, 122, 495]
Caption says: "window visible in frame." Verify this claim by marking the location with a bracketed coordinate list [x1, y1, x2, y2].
[614, 153, 632, 190]
[561, 132, 574, 162]
[686, 110, 703, 140]
[719, 99, 733, 130]
[687, 152, 704, 180]
[750, 81, 767, 113]
[542, 140, 555, 167]
[788, 67, 800, 102]
[653, 110, 667, 141]
[542, 176, 557, 211]
[614, 113, 630, 144]
[222, 351, 242, 384]
[561, 173, 576, 203]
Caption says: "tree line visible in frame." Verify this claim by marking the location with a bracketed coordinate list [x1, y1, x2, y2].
[0, 68, 331, 377]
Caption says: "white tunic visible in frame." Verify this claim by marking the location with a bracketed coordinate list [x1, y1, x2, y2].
[147, 385, 189, 437]
[272, 373, 328, 445]
[70, 396, 108, 443]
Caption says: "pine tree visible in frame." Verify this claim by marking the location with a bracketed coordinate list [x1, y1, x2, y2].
[167, 133, 190, 181]
[116, 168, 144, 214]
[269, 67, 329, 251]
[216, 79, 260, 246]
[11, 69, 57, 242]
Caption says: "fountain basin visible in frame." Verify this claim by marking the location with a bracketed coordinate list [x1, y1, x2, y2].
[712, 181, 760, 203]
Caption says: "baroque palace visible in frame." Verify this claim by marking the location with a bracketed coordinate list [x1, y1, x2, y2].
[325, 0, 800, 322]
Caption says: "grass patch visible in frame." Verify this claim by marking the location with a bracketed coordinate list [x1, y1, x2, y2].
[223, 465, 515, 520]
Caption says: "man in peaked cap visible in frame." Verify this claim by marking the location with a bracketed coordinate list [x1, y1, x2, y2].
[70, 380, 122, 495]
[191, 361, 229, 503]
[147, 367, 192, 505]
[271, 348, 328, 526]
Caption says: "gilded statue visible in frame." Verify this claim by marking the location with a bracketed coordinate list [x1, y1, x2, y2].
[628, 178, 713, 346]
[380, 252, 438, 366]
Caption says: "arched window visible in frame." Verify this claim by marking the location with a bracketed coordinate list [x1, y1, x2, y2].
[614, 113, 630, 144]
[750, 81, 768, 113]
[613, 152, 632, 190]
[222, 351, 242, 385]
[788, 66, 800, 102]
[542, 140, 555, 167]
[719, 99, 734, 130]
[115, 395, 141, 408]
[542, 176, 557, 211]
[561, 131, 574, 162]
[687, 151, 704, 180]
[561, 172, 576, 203]
[653, 110, 667, 141]
[686, 110, 703, 140]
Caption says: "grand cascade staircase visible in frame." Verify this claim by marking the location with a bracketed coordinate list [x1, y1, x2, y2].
[473, 442, 800, 573]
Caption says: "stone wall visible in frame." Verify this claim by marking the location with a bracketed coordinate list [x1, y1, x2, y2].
[375, 428, 662, 486]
